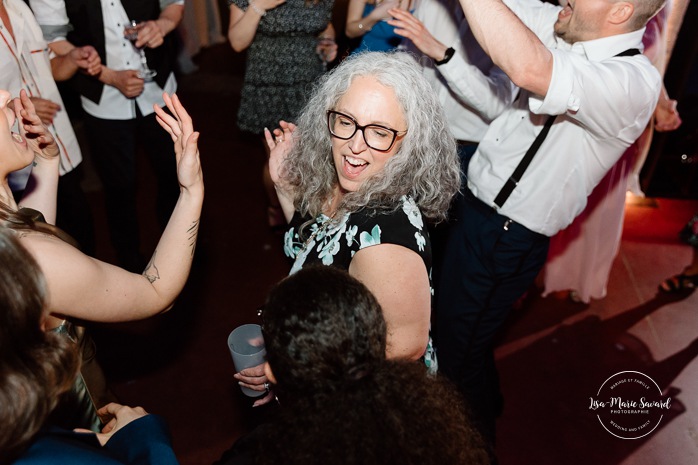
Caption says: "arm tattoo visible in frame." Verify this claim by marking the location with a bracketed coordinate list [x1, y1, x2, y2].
[143, 250, 161, 284]
[187, 219, 200, 257]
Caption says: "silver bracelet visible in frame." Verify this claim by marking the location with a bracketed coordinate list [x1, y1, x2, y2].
[249, 1, 266, 16]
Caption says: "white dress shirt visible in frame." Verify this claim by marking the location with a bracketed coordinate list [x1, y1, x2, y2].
[464, 0, 661, 236]
[0, 0, 82, 188]
[407, 0, 516, 142]
[29, 0, 181, 120]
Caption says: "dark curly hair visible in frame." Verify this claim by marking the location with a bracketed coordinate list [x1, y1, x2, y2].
[255, 360, 489, 465]
[251, 266, 489, 465]
[262, 265, 387, 402]
[0, 227, 79, 464]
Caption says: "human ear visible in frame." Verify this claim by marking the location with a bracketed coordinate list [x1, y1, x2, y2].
[609, 1, 634, 26]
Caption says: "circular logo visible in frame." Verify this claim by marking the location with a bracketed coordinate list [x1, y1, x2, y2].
[590, 371, 671, 439]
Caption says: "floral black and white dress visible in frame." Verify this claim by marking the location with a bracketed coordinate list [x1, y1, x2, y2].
[283, 195, 438, 373]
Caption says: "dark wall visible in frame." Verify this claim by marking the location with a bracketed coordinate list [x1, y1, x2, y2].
[641, 1, 698, 199]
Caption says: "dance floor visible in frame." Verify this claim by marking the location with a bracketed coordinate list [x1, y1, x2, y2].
[83, 44, 698, 464]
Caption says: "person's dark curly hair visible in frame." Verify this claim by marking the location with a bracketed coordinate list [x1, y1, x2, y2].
[262, 265, 387, 402]
[0, 227, 79, 464]
[255, 360, 489, 465]
[252, 266, 489, 465]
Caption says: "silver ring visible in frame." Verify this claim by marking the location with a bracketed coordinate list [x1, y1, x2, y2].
[264, 382, 270, 391]
[275, 136, 284, 144]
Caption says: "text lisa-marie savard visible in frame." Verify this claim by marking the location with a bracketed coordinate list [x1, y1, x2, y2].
[589, 397, 671, 411]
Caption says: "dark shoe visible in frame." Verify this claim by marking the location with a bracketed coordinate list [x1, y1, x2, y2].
[659, 273, 698, 292]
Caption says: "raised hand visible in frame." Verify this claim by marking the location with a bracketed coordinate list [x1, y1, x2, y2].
[372, 0, 401, 20]
[265, 120, 296, 187]
[154, 93, 203, 193]
[13, 90, 59, 160]
[388, 8, 448, 61]
[27, 97, 60, 125]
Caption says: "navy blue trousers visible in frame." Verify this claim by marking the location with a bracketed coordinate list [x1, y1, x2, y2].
[435, 188, 549, 444]
[430, 143, 477, 290]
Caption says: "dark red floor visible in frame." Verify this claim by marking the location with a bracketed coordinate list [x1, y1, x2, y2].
[83, 44, 698, 465]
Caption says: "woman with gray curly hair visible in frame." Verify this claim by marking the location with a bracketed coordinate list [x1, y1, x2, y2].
[234, 51, 460, 401]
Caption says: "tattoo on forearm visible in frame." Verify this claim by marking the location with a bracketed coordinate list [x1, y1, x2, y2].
[188, 219, 200, 257]
[143, 250, 161, 284]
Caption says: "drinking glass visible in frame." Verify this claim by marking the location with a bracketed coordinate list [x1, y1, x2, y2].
[316, 37, 335, 71]
[228, 324, 267, 397]
[124, 20, 157, 81]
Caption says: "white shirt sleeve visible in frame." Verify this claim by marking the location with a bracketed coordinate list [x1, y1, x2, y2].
[27, 0, 70, 42]
[437, 52, 518, 122]
[160, 0, 185, 8]
[534, 48, 660, 143]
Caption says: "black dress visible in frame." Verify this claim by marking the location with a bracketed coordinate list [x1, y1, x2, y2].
[283, 195, 438, 371]
[229, 0, 334, 134]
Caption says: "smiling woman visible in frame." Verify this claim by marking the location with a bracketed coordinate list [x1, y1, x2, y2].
[232, 51, 460, 402]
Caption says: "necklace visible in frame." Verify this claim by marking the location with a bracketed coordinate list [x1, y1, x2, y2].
[300, 214, 333, 254]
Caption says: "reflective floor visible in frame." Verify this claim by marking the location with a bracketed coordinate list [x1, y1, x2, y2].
[84, 44, 698, 464]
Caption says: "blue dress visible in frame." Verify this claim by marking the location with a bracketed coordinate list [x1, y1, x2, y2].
[351, 4, 403, 53]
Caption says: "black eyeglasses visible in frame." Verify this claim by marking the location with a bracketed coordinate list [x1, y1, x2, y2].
[327, 110, 407, 152]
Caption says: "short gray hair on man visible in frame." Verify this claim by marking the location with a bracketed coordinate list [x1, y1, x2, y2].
[281, 51, 460, 222]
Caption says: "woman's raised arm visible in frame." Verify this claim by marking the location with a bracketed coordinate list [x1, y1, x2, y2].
[22, 93, 204, 322]
[14, 90, 61, 224]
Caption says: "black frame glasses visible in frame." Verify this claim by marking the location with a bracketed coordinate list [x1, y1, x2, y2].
[326, 110, 407, 152]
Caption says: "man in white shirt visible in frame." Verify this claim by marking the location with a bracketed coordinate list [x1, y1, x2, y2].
[30, 0, 184, 271]
[400, 0, 664, 450]
[0, 0, 100, 251]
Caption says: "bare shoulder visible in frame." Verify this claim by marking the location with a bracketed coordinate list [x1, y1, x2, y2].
[17, 231, 100, 279]
[349, 244, 430, 303]
[350, 243, 427, 277]
[18, 230, 81, 258]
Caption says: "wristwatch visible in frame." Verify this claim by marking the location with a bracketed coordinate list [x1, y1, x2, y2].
[435, 47, 455, 66]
